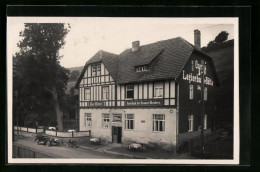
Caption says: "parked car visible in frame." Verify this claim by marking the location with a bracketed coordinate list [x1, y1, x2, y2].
[35, 134, 61, 147]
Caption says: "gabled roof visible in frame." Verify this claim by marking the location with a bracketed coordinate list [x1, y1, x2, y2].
[117, 37, 194, 83]
[75, 50, 118, 88]
[131, 47, 164, 67]
[76, 37, 220, 87]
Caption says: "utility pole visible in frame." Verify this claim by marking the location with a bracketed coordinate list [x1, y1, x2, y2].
[14, 90, 19, 141]
[200, 60, 205, 158]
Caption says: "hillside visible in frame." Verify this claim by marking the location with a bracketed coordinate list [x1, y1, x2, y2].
[65, 66, 84, 95]
[205, 40, 234, 124]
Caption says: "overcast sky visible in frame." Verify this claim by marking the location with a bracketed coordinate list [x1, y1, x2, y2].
[7, 17, 235, 68]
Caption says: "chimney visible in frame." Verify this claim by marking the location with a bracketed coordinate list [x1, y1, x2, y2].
[132, 41, 140, 52]
[194, 29, 201, 49]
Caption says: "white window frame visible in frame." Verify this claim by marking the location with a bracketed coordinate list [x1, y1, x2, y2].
[92, 65, 97, 77]
[102, 114, 110, 128]
[125, 85, 134, 99]
[125, 114, 134, 130]
[204, 87, 207, 100]
[102, 86, 109, 100]
[188, 114, 194, 132]
[85, 113, 92, 127]
[96, 64, 101, 76]
[136, 65, 148, 72]
[154, 82, 163, 98]
[189, 84, 194, 99]
[85, 88, 91, 101]
[204, 114, 207, 129]
[153, 114, 165, 132]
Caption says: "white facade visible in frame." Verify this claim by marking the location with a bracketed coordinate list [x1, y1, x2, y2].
[80, 108, 177, 150]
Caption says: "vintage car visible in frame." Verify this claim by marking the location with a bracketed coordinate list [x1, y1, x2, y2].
[35, 134, 61, 147]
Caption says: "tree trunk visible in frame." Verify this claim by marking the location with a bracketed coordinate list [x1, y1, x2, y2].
[52, 86, 63, 131]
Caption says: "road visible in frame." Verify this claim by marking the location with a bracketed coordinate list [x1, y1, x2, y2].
[13, 136, 129, 159]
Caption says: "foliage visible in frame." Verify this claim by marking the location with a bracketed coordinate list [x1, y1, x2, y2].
[214, 31, 229, 44]
[13, 23, 70, 129]
[201, 31, 231, 52]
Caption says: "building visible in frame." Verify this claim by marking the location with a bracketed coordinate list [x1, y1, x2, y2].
[75, 30, 219, 151]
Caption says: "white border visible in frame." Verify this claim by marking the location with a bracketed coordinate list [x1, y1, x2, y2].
[7, 17, 239, 164]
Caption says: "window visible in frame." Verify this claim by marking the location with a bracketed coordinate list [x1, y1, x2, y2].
[102, 86, 109, 100]
[154, 82, 163, 98]
[113, 114, 122, 122]
[126, 85, 134, 99]
[125, 114, 134, 130]
[188, 114, 193, 132]
[92, 64, 101, 77]
[92, 66, 96, 76]
[85, 113, 92, 127]
[204, 62, 207, 75]
[204, 87, 207, 100]
[85, 88, 91, 101]
[204, 114, 207, 129]
[189, 84, 194, 99]
[136, 65, 148, 72]
[191, 60, 194, 71]
[153, 114, 165, 132]
[97, 65, 101, 76]
[102, 114, 110, 128]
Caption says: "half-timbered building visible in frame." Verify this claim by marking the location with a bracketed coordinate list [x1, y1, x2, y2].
[75, 30, 219, 151]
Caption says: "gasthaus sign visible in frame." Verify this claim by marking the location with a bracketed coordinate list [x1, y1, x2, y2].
[182, 60, 214, 86]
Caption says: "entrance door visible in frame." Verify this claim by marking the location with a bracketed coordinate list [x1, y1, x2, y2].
[112, 126, 122, 143]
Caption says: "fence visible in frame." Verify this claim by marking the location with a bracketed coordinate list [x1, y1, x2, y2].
[44, 129, 90, 138]
[14, 126, 91, 138]
[188, 135, 233, 159]
[13, 144, 64, 158]
[14, 126, 44, 134]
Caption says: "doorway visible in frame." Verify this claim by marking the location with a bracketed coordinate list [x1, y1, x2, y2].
[112, 126, 122, 143]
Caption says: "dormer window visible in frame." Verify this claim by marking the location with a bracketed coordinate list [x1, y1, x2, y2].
[136, 65, 148, 72]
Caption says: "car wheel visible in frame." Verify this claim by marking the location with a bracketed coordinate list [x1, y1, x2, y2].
[46, 141, 51, 147]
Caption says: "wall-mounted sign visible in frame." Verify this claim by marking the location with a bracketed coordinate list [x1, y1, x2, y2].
[113, 114, 122, 122]
[125, 99, 163, 106]
[182, 70, 214, 86]
[88, 101, 105, 106]
[141, 120, 145, 123]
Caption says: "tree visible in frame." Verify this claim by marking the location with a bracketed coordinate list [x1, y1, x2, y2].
[214, 31, 229, 44]
[13, 23, 70, 131]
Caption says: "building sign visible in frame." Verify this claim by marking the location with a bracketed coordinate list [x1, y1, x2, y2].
[182, 70, 214, 86]
[125, 99, 163, 106]
[88, 101, 105, 106]
[113, 114, 122, 122]
[182, 59, 214, 86]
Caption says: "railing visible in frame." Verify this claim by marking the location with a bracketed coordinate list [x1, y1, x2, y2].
[14, 126, 91, 138]
[13, 144, 63, 158]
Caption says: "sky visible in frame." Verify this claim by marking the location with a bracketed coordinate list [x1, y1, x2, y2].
[7, 17, 235, 68]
